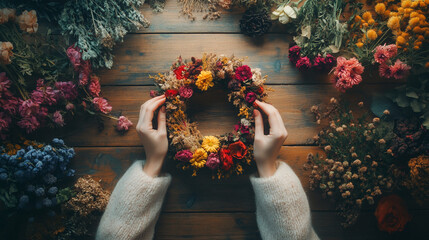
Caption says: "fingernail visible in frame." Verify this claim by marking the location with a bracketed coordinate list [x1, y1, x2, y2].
[253, 109, 259, 116]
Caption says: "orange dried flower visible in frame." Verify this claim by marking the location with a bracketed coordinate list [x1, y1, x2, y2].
[367, 29, 378, 40]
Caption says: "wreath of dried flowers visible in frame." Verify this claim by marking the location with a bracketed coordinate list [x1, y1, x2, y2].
[151, 53, 268, 179]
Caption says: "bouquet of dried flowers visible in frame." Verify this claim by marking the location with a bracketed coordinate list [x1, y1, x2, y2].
[307, 98, 398, 227]
[0, 8, 133, 139]
[151, 53, 268, 178]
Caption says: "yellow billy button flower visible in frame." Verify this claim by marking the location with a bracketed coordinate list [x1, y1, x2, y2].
[201, 136, 220, 153]
[367, 29, 378, 40]
[190, 148, 207, 168]
[195, 71, 214, 91]
[375, 3, 386, 15]
[356, 42, 364, 48]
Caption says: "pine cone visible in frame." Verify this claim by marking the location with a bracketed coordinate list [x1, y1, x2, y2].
[239, 7, 272, 37]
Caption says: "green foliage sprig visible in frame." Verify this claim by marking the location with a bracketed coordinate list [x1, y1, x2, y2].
[58, 0, 150, 69]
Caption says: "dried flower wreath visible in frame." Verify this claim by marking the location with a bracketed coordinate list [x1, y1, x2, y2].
[151, 53, 268, 178]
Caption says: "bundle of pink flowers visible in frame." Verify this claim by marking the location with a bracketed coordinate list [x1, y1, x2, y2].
[288, 45, 336, 72]
[374, 44, 410, 80]
[332, 57, 364, 92]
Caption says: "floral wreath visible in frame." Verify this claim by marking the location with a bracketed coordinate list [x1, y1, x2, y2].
[151, 54, 268, 179]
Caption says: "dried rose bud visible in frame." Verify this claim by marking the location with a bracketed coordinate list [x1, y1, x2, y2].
[373, 117, 380, 123]
[324, 145, 332, 151]
[351, 152, 358, 158]
[343, 161, 349, 167]
[383, 109, 390, 115]
[356, 199, 362, 206]
[350, 146, 355, 152]
[330, 97, 338, 104]
[336, 127, 344, 132]
[352, 159, 362, 166]
[311, 105, 318, 113]
[316, 119, 321, 125]
[358, 102, 364, 107]
[386, 149, 392, 154]
[378, 139, 386, 144]
[328, 133, 334, 137]
[372, 161, 378, 167]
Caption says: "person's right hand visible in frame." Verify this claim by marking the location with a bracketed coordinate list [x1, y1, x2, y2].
[136, 95, 168, 177]
[253, 100, 288, 178]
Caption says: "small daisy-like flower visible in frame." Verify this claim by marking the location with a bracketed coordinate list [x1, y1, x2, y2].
[202, 136, 220, 153]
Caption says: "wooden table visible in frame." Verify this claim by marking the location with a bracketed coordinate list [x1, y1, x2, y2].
[65, 2, 428, 239]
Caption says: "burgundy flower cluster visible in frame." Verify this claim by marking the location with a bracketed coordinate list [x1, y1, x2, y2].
[390, 118, 429, 160]
[0, 72, 78, 138]
[288, 45, 336, 72]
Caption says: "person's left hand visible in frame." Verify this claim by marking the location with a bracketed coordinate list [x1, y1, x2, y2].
[136, 95, 168, 177]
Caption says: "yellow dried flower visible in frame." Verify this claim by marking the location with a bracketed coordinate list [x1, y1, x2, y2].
[375, 3, 386, 15]
[195, 71, 214, 91]
[201, 136, 220, 153]
[387, 16, 400, 30]
[362, 11, 372, 21]
[190, 148, 207, 168]
[367, 29, 378, 40]
[356, 42, 364, 48]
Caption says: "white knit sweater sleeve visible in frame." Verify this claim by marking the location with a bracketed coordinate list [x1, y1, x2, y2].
[96, 160, 171, 240]
[250, 161, 319, 240]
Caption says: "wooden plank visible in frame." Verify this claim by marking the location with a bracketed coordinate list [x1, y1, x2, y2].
[60, 85, 342, 146]
[98, 33, 298, 85]
[154, 211, 429, 240]
[72, 146, 334, 212]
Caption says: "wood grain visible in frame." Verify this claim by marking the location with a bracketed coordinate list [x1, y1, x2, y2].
[154, 210, 429, 240]
[60, 85, 344, 146]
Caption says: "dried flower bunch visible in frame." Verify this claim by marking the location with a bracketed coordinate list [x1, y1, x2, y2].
[151, 54, 268, 178]
[307, 98, 398, 227]
[58, 0, 150, 69]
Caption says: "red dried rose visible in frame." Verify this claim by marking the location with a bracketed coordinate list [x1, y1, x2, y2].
[235, 65, 252, 82]
[165, 89, 179, 98]
[228, 141, 248, 159]
[174, 65, 186, 80]
[219, 148, 233, 171]
[375, 195, 411, 233]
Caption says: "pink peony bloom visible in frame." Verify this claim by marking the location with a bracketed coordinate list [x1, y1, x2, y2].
[379, 64, 393, 78]
[19, 99, 39, 117]
[245, 92, 257, 104]
[88, 75, 101, 97]
[31, 87, 58, 106]
[206, 153, 220, 170]
[116, 116, 133, 131]
[390, 59, 411, 80]
[296, 56, 312, 71]
[333, 57, 364, 92]
[0, 93, 19, 115]
[0, 72, 11, 93]
[52, 111, 65, 126]
[235, 65, 252, 82]
[374, 44, 398, 64]
[55, 81, 77, 100]
[175, 149, 193, 162]
[92, 97, 112, 114]
[179, 86, 193, 99]
[66, 45, 82, 71]
[17, 116, 39, 133]
[288, 45, 301, 64]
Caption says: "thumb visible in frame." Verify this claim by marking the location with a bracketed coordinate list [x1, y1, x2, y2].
[157, 106, 166, 133]
[254, 109, 264, 138]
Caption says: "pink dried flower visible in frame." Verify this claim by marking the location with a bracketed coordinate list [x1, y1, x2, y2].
[379, 64, 393, 78]
[92, 97, 112, 114]
[19, 99, 39, 117]
[55, 81, 78, 100]
[234, 123, 250, 135]
[235, 65, 252, 82]
[89, 75, 101, 97]
[206, 153, 220, 170]
[296, 56, 312, 71]
[17, 116, 39, 133]
[179, 86, 193, 99]
[66, 103, 75, 111]
[390, 59, 411, 80]
[288, 45, 301, 64]
[53, 111, 65, 126]
[245, 92, 257, 104]
[66, 45, 82, 71]
[0, 112, 11, 132]
[0, 8, 16, 24]
[175, 150, 193, 162]
[374, 44, 397, 64]
[333, 57, 364, 92]
[116, 116, 133, 131]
